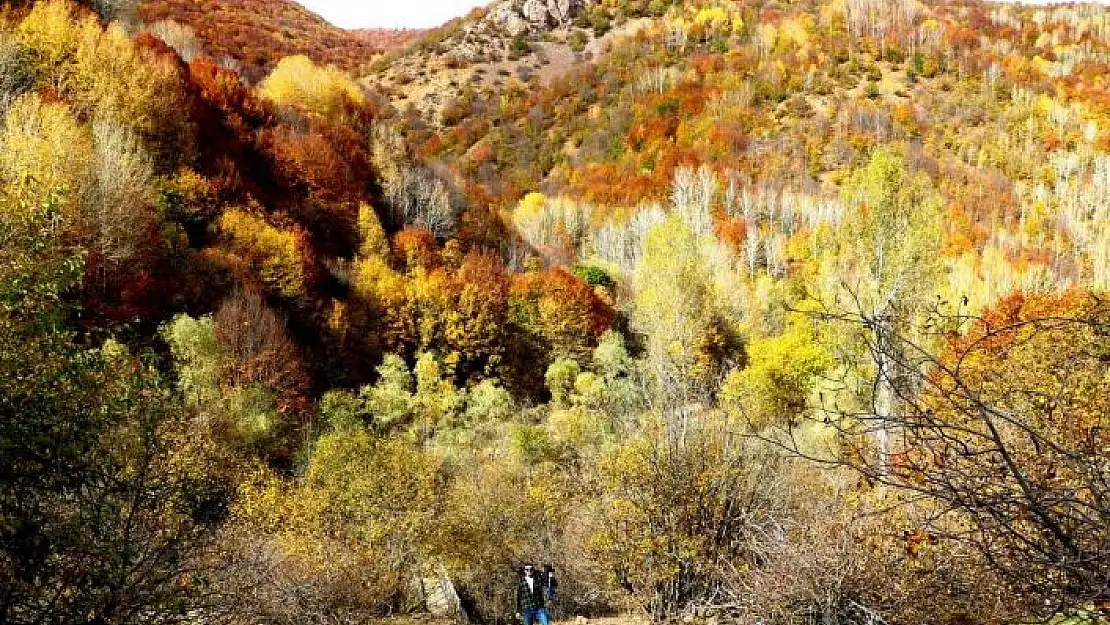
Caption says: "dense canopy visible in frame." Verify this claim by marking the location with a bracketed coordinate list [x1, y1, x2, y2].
[3, 0, 1110, 623]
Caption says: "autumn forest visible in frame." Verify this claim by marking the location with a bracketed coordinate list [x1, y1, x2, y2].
[3, 0, 1110, 623]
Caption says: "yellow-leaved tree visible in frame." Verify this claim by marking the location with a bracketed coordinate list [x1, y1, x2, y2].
[218, 209, 307, 300]
[260, 55, 366, 121]
[632, 215, 737, 406]
[0, 92, 93, 224]
[719, 312, 832, 431]
[227, 431, 441, 620]
[19, 0, 191, 162]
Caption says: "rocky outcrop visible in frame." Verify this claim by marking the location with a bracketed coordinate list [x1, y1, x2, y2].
[485, 0, 592, 36]
[489, 3, 529, 36]
[548, 0, 579, 23]
[522, 0, 550, 25]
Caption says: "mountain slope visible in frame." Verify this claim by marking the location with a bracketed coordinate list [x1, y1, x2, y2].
[381, 0, 1110, 309]
[353, 28, 426, 52]
[140, 0, 392, 80]
[365, 0, 678, 120]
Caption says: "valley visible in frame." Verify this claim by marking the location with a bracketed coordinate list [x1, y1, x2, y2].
[2, 0, 1110, 623]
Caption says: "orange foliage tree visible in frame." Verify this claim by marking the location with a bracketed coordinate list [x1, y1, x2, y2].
[804, 291, 1110, 616]
[510, 268, 615, 363]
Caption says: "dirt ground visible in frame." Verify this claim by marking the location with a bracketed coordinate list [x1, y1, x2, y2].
[371, 615, 648, 625]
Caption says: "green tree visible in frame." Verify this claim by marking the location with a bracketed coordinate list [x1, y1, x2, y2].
[588, 330, 640, 415]
[319, 389, 368, 432]
[412, 351, 463, 440]
[463, 378, 513, 424]
[163, 292, 310, 465]
[363, 353, 415, 431]
[720, 313, 832, 431]
[633, 216, 736, 406]
[0, 189, 225, 624]
[545, 358, 580, 409]
[830, 148, 943, 468]
[837, 148, 942, 313]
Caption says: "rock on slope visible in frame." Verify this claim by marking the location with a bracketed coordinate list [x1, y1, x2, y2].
[487, 0, 591, 36]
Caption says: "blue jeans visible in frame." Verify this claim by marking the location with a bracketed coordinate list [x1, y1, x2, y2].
[523, 608, 551, 625]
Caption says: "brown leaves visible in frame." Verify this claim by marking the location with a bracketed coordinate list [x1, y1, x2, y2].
[141, 0, 384, 81]
[511, 268, 615, 361]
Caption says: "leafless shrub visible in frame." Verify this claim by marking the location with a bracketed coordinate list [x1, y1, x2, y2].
[91, 0, 139, 24]
[90, 120, 157, 263]
[145, 20, 202, 62]
[372, 127, 458, 237]
[212, 290, 310, 413]
[767, 295, 1110, 617]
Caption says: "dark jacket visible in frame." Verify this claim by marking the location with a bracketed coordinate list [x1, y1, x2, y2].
[515, 573, 547, 613]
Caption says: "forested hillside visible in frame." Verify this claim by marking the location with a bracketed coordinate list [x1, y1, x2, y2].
[355, 28, 426, 53]
[4, 0, 1110, 624]
[139, 0, 403, 80]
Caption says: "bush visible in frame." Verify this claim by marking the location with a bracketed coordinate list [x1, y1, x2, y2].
[589, 8, 611, 37]
[568, 29, 589, 53]
[217, 209, 306, 300]
[571, 263, 615, 289]
[545, 358, 580, 408]
[590, 416, 789, 619]
[510, 34, 530, 59]
[225, 433, 441, 621]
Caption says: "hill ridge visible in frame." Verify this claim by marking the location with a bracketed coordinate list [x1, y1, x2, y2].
[140, 0, 419, 81]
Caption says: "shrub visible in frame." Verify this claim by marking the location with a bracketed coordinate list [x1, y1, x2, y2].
[571, 263, 615, 289]
[260, 55, 366, 121]
[217, 209, 307, 299]
[568, 29, 589, 53]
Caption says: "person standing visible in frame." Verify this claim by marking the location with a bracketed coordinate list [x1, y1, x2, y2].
[515, 563, 551, 625]
[543, 564, 557, 602]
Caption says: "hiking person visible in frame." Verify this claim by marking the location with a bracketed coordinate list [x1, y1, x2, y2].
[515, 563, 551, 625]
[543, 564, 557, 601]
